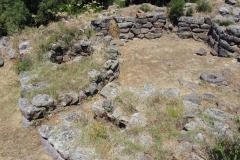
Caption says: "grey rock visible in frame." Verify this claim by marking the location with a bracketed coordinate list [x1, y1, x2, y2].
[69, 147, 96, 160]
[19, 98, 45, 120]
[126, 16, 136, 23]
[183, 100, 200, 118]
[219, 5, 231, 15]
[118, 22, 133, 28]
[66, 92, 79, 105]
[179, 27, 191, 32]
[145, 33, 155, 39]
[107, 46, 119, 60]
[203, 93, 217, 102]
[90, 83, 98, 95]
[136, 18, 148, 24]
[196, 48, 207, 56]
[128, 32, 135, 39]
[141, 28, 150, 34]
[91, 100, 105, 116]
[19, 72, 38, 86]
[32, 94, 54, 108]
[140, 84, 156, 98]
[178, 22, 189, 27]
[178, 17, 205, 25]
[7, 48, 17, 59]
[128, 113, 147, 128]
[88, 69, 101, 83]
[182, 93, 201, 105]
[153, 22, 164, 28]
[39, 125, 81, 160]
[142, 22, 153, 28]
[104, 59, 119, 71]
[131, 28, 141, 35]
[160, 88, 180, 99]
[22, 118, 34, 128]
[120, 28, 130, 33]
[200, 71, 225, 83]
[102, 99, 114, 112]
[178, 32, 192, 39]
[178, 78, 201, 91]
[72, 43, 82, 54]
[0, 57, 4, 67]
[225, 0, 237, 5]
[204, 108, 233, 122]
[20, 83, 45, 97]
[80, 39, 91, 47]
[151, 28, 162, 33]
[113, 16, 125, 23]
[210, 49, 218, 56]
[119, 33, 128, 39]
[100, 82, 119, 100]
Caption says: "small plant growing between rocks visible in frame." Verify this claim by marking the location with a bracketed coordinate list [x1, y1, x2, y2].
[168, 0, 185, 25]
[139, 4, 152, 12]
[186, 7, 194, 16]
[215, 20, 234, 26]
[15, 59, 32, 74]
[196, 0, 212, 13]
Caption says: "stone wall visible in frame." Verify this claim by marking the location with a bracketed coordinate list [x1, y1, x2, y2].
[91, 12, 167, 40]
[177, 16, 211, 41]
[208, 23, 240, 57]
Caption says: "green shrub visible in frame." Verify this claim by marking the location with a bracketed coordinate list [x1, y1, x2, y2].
[210, 138, 240, 160]
[196, 0, 212, 13]
[185, 0, 199, 2]
[168, 0, 185, 25]
[186, 7, 194, 16]
[215, 20, 234, 26]
[15, 59, 32, 74]
[0, 0, 30, 35]
[139, 4, 152, 12]
[35, 0, 64, 25]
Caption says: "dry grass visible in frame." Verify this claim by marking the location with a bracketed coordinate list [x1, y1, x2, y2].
[73, 90, 183, 160]
[0, 59, 51, 160]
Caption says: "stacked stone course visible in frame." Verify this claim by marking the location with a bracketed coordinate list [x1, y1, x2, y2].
[208, 23, 240, 57]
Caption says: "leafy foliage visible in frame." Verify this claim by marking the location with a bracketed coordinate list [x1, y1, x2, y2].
[15, 59, 32, 74]
[196, 0, 212, 13]
[186, 7, 194, 16]
[210, 138, 240, 160]
[168, 0, 185, 25]
[0, 0, 30, 35]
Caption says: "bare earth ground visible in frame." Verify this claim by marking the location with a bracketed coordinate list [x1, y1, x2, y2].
[117, 34, 240, 94]
[0, 33, 239, 159]
[0, 59, 51, 160]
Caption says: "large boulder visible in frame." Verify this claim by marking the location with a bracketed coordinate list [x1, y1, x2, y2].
[32, 94, 54, 108]
[19, 98, 45, 120]
[100, 82, 120, 100]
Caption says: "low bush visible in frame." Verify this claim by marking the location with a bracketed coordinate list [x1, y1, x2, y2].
[215, 20, 234, 26]
[0, 0, 30, 35]
[15, 59, 32, 74]
[210, 138, 240, 160]
[196, 0, 212, 13]
[168, 0, 185, 25]
[139, 4, 152, 12]
[186, 7, 194, 16]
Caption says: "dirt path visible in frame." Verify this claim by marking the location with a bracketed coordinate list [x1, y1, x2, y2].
[0, 59, 50, 160]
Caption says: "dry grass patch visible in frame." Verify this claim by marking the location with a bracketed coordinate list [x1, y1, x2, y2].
[74, 90, 184, 159]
